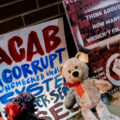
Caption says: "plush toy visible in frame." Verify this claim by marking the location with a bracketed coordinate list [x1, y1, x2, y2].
[60, 52, 120, 120]
[0, 92, 41, 120]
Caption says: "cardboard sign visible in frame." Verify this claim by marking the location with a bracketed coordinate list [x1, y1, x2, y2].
[63, 0, 120, 94]
[0, 18, 79, 119]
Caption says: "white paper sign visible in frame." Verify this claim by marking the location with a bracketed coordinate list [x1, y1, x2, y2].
[0, 18, 80, 119]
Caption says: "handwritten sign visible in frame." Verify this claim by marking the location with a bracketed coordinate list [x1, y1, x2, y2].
[0, 18, 79, 119]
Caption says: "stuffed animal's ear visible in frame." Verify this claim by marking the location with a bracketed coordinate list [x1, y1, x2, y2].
[75, 52, 88, 63]
[60, 66, 63, 74]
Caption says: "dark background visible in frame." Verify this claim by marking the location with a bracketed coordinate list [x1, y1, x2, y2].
[0, 0, 77, 57]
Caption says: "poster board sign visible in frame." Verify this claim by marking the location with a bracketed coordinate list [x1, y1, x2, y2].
[0, 18, 79, 119]
[62, 0, 120, 94]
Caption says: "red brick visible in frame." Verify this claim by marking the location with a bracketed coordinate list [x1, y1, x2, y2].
[24, 5, 59, 25]
[38, 0, 58, 7]
[0, 17, 24, 34]
[0, 0, 37, 20]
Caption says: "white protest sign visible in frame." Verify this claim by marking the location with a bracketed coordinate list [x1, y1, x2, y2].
[0, 18, 80, 119]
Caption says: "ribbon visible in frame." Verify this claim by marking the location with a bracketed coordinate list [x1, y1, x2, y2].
[64, 81, 85, 97]
[5, 102, 26, 120]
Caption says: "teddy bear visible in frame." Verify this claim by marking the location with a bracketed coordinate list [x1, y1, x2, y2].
[60, 52, 120, 120]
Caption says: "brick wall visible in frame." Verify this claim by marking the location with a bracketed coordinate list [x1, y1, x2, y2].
[0, 0, 77, 57]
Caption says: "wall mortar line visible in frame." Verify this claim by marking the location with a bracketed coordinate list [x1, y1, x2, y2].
[0, 0, 24, 8]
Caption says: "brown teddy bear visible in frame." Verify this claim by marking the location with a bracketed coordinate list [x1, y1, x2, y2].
[60, 52, 120, 120]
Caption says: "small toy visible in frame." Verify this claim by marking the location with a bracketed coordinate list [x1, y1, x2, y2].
[60, 52, 120, 120]
[1, 92, 40, 120]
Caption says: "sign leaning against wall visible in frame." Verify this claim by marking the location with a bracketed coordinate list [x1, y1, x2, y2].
[63, 0, 120, 94]
[0, 18, 80, 120]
